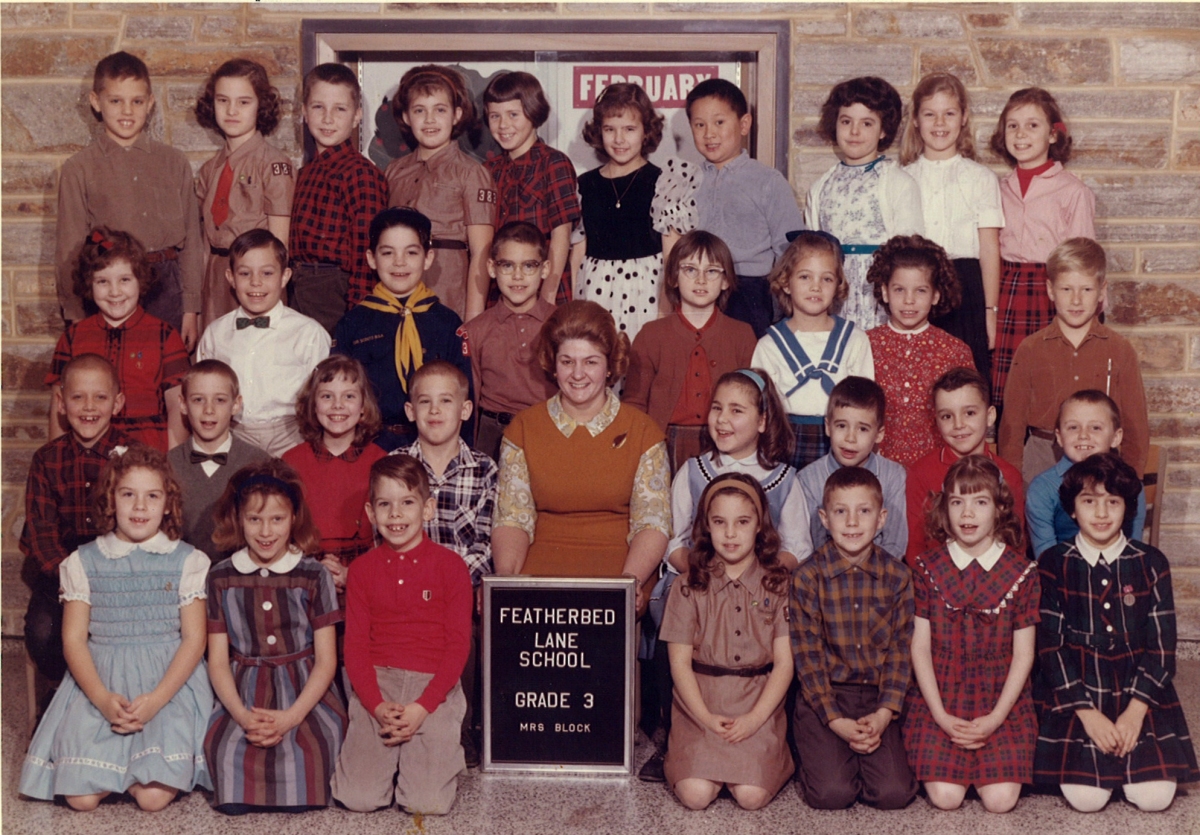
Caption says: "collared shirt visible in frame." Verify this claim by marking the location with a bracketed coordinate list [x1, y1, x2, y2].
[56, 131, 205, 320]
[290, 139, 389, 307]
[495, 391, 671, 543]
[668, 310, 717, 425]
[396, 439, 498, 585]
[1073, 532, 1129, 568]
[459, 298, 557, 414]
[344, 537, 472, 714]
[230, 545, 303, 575]
[47, 307, 190, 451]
[904, 154, 1004, 259]
[998, 319, 1149, 477]
[796, 452, 909, 560]
[59, 531, 209, 605]
[196, 301, 331, 426]
[751, 323, 874, 418]
[1026, 456, 1146, 558]
[947, 539, 1007, 571]
[385, 143, 497, 241]
[19, 428, 134, 581]
[283, 439, 387, 564]
[790, 540, 914, 725]
[694, 150, 804, 276]
[998, 161, 1095, 263]
[484, 138, 579, 236]
[196, 131, 295, 248]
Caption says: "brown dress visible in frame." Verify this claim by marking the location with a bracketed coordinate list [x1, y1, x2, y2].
[660, 560, 794, 793]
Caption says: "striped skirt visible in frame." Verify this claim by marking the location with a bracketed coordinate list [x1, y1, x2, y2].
[991, 260, 1054, 409]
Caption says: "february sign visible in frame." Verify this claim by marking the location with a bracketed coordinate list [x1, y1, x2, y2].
[573, 65, 720, 109]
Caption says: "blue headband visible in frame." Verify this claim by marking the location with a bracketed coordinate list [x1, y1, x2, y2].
[238, 473, 299, 510]
[737, 368, 766, 391]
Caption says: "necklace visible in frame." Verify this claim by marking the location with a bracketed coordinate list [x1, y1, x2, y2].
[607, 165, 642, 209]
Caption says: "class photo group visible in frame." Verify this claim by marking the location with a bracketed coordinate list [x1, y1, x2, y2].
[15, 40, 1197, 823]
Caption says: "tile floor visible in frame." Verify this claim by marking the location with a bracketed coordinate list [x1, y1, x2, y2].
[3, 637, 1197, 835]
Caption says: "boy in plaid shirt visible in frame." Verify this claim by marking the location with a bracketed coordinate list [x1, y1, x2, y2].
[392, 359, 496, 766]
[789, 466, 917, 810]
[21, 354, 135, 684]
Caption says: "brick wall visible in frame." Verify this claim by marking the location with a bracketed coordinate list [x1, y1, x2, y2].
[2, 2, 1198, 636]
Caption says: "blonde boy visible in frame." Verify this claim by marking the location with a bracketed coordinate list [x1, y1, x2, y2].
[999, 237, 1148, 483]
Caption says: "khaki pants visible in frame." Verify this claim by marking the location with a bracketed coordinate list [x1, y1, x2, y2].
[332, 667, 466, 815]
[233, 416, 303, 458]
[1023, 434, 1060, 488]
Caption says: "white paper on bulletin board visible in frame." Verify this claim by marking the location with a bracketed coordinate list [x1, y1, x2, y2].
[361, 59, 742, 177]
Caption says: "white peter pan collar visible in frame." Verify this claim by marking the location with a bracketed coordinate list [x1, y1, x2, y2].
[96, 530, 178, 559]
[948, 539, 1005, 572]
[887, 320, 931, 336]
[230, 546, 303, 575]
[1074, 532, 1128, 568]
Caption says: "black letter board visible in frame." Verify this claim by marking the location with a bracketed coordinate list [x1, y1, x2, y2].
[482, 576, 635, 774]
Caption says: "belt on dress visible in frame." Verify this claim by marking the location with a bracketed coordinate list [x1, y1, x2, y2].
[692, 660, 773, 678]
[210, 245, 231, 257]
[233, 646, 314, 667]
[431, 239, 468, 251]
[788, 415, 824, 426]
[841, 244, 881, 255]
[1063, 626, 1140, 650]
[480, 407, 515, 426]
[145, 247, 180, 264]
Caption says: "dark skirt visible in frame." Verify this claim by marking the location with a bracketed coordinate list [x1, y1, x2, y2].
[991, 260, 1054, 409]
[932, 258, 990, 384]
[788, 421, 829, 471]
[665, 424, 706, 475]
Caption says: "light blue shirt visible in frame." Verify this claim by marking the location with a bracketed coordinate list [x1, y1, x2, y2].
[695, 150, 804, 276]
[795, 451, 908, 560]
[1026, 456, 1146, 558]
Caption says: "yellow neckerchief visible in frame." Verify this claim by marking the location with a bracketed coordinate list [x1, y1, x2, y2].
[357, 282, 436, 392]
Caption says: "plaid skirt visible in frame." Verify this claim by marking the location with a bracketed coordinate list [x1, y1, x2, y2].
[788, 419, 828, 471]
[991, 260, 1054, 409]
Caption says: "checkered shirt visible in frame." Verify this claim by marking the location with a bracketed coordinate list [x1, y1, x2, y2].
[484, 139, 580, 236]
[290, 140, 389, 307]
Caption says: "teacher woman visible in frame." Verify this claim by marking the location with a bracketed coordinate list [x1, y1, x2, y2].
[492, 301, 670, 595]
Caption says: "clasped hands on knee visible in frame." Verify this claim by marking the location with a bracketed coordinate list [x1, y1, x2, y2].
[374, 701, 429, 745]
[829, 708, 893, 754]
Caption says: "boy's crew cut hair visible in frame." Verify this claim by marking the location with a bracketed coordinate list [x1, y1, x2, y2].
[818, 76, 903, 151]
[706, 369, 795, 469]
[821, 464, 884, 509]
[392, 63, 476, 143]
[195, 58, 283, 137]
[989, 86, 1073, 166]
[369, 453, 431, 502]
[228, 228, 288, 271]
[768, 231, 848, 316]
[865, 234, 962, 318]
[369, 207, 432, 252]
[825, 375, 886, 427]
[663, 230, 737, 309]
[409, 359, 470, 399]
[61, 352, 121, 392]
[73, 226, 155, 302]
[483, 71, 550, 128]
[93, 51, 151, 93]
[294, 355, 383, 447]
[685, 78, 748, 119]
[926, 454, 1024, 551]
[899, 72, 976, 165]
[491, 221, 548, 261]
[303, 62, 362, 108]
[1047, 237, 1107, 285]
[93, 444, 185, 540]
[1057, 389, 1122, 431]
[1059, 451, 1142, 529]
[932, 365, 990, 407]
[211, 459, 322, 554]
[535, 300, 630, 382]
[581, 82, 665, 159]
[182, 359, 241, 398]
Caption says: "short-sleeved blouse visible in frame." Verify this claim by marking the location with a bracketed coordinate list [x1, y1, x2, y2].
[60, 531, 209, 605]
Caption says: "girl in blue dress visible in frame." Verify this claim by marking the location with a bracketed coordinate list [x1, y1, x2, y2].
[20, 446, 212, 811]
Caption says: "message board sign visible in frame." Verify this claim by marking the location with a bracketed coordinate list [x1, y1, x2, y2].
[482, 576, 635, 774]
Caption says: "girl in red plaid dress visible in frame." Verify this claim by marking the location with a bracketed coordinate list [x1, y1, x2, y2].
[904, 455, 1039, 813]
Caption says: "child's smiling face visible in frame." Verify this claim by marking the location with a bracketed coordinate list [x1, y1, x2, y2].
[688, 95, 751, 169]
[89, 76, 153, 147]
[882, 266, 939, 332]
[819, 484, 886, 561]
[182, 372, 241, 447]
[1072, 482, 1125, 551]
[1056, 400, 1122, 464]
[113, 467, 167, 544]
[934, 386, 995, 458]
[1004, 102, 1055, 168]
[226, 245, 290, 315]
[241, 492, 295, 566]
[315, 374, 365, 445]
[403, 88, 460, 155]
[367, 476, 435, 552]
[303, 79, 362, 151]
[59, 365, 124, 448]
[947, 487, 997, 556]
[486, 99, 538, 158]
[367, 225, 435, 297]
[91, 259, 141, 326]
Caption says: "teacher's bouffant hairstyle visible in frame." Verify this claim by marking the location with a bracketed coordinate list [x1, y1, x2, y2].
[535, 300, 630, 382]
[211, 460, 321, 555]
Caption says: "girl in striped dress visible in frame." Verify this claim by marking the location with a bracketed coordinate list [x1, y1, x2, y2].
[204, 460, 347, 814]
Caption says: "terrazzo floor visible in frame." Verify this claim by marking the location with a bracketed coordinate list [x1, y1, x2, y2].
[2, 636, 1197, 835]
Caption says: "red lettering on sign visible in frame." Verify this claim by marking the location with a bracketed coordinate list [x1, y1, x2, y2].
[573, 65, 719, 109]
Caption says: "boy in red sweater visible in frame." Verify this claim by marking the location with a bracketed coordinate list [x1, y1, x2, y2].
[332, 455, 472, 815]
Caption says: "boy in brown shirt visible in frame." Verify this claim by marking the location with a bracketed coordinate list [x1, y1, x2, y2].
[56, 52, 204, 349]
[999, 237, 1148, 483]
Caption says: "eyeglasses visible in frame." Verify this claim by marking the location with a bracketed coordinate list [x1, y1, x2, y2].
[493, 260, 544, 277]
[679, 265, 727, 282]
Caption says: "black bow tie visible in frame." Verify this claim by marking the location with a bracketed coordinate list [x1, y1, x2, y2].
[236, 316, 270, 330]
[189, 450, 229, 465]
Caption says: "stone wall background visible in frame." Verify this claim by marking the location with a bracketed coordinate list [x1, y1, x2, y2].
[2, 2, 1198, 636]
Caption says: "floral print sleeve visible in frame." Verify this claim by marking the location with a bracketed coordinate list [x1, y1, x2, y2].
[628, 440, 671, 543]
[495, 437, 537, 542]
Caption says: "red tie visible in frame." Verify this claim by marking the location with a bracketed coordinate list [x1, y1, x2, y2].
[211, 162, 233, 228]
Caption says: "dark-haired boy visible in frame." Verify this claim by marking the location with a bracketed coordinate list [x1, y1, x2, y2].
[56, 51, 204, 347]
[290, 62, 389, 333]
[791, 467, 916, 810]
[21, 355, 135, 683]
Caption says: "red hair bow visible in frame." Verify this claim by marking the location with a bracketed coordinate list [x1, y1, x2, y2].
[89, 230, 114, 251]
